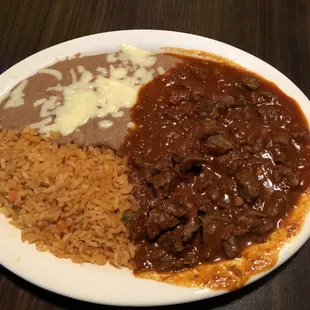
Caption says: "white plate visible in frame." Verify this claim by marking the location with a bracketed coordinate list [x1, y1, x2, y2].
[0, 30, 310, 306]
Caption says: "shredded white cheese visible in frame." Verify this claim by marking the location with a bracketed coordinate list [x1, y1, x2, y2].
[157, 66, 165, 75]
[110, 66, 128, 79]
[33, 96, 59, 118]
[96, 67, 108, 75]
[38, 68, 63, 81]
[117, 44, 157, 67]
[77, 66, 86, 73]
[30, 117, 53, 129]
[111, 111, 124, 118]
[30, 44, 157, 136]
[98, 120, 114, 129]
[3, 80, 28, 109]
[1, 44, 159, 136]
[127, 121, 136, 129]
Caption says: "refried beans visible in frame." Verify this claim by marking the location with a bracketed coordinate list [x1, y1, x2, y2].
[0, 46, 180, 150]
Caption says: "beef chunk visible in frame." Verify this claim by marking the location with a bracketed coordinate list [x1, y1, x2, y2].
[221, 224, 248, 240]
[223, 236, 240, 258]
[201, 216, 219, 236]
[163, 110, 181, 122]
[189, 65, 209, 81]
[152, 161, 171, 174]
[201, 216, 222, 258]
[252, 235, 267, 243]
[198, 104, 219, 120]
[257, 106, 287, 128]
[273, 131, 289, 146]
[272, 148, 287, 164]
[245, 209, 267, 218]
[192, 86, 205, 102]
[182, 250, 201, 267]
[216, 151, 244, 174]
[199, 120, 219, 138]
[208, 95, 235, 110]
[129, 210, 148, 241]
[171, 153, 183, 165]
[181, 156, 204, 172]
[173, 136, 200, 159]
[234, 94, 248, 107]
[237, 209, 266, 229]
[220, 224, 235, 240]
[292, 124, 310, 140]
[235, 167, 260, 202]
[188, 195, 212, 213]
[251, 218, 275, 235]
[157, 199, 187, 218]
[243, 106, 253, 121]
[168, 88, 191, 105]
[264, 191, 288, 217]
[231, 225, 249, 237]
[197, 202, 211, 213]
[154, 253, 177, 272]
[182, 207, 200, 242]
[158, 227, 184, 253]
[257, 106, 281, 123]
[150, 171, 175, 197]
[253, 138, 267, 153]
[147, 162, 175, 198]
[253, 92, 277, 106]
[193, 175, 210, 194]
[129, 156, 148, 170]
[234, 196, 245, 206]
[204, 134, 233, 155]
[206, 184, 220, 202]
[241, 75, 260, 90]
[274, 166, 300, 188]
[198, 95, 234, 120]
[146, 209, 180, 240]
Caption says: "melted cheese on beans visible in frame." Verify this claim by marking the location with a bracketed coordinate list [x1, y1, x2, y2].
[1, 44, 164, 136]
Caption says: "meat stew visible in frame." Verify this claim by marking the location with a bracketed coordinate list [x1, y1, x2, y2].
[120, 55, 310, 273]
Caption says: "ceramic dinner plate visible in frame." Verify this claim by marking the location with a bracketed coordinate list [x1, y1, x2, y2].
[0, 30, 309, 306]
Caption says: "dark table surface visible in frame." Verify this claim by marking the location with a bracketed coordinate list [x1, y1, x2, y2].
[0, 0, 309, 309]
